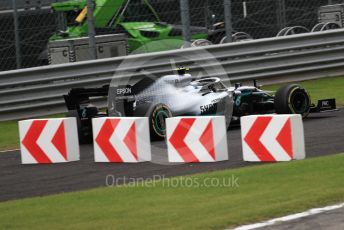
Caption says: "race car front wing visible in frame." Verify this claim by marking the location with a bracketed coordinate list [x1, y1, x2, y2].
[310, 98, 339, 113]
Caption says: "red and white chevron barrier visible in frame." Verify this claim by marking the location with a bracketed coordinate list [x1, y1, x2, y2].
[92, 117, 151, 163]
[19, 118, 80, 164]
[241, 114, 305, 162]
[166, 116, 228, 162]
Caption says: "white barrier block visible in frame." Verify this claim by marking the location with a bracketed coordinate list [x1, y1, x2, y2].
[19, 118, 80, 164]
[166, 116, 228, 162]
[92, 117, 151, 163]
[241, 114, 305, 162]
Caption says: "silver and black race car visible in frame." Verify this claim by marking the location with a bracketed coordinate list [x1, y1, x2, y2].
[63, 68, 337, 143]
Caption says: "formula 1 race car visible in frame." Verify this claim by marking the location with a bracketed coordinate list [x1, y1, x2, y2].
[63, 69, 337, 143]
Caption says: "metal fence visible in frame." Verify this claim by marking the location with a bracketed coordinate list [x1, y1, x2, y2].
[0, 1, 64, 11]
[1, 0, 343, 72]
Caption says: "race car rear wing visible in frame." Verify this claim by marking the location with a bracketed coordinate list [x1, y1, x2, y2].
[310, 98, 338, 113]
[63, 84, 136, 117]
[64, 76, 156, 110]
[63, 85, 109, 110]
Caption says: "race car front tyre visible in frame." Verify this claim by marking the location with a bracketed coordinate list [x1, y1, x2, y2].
[149, 104, 172, 140]
[274, 84, 311, 118]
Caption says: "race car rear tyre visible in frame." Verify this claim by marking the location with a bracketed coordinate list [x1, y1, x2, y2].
[66, 110, 92, 144]
[274, 84, 311, 118]
[149, 104, 173, 141]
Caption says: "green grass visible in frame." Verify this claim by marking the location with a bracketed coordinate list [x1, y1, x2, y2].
[0, 153, 343, 230]
[262, 76, 344, 107]
[0, 121, 20, 150]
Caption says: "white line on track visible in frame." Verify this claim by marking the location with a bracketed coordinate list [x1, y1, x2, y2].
[230, 203, 344, 230]
[0, 149, 20, 153]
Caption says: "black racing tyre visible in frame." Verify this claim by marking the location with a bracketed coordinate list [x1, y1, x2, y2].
[66, 110, 92, 144]
[274, 84, 311, 118]
[149, 104, 173, 140]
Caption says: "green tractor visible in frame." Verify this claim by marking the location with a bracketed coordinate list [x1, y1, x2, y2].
[50, 0, 251, 53]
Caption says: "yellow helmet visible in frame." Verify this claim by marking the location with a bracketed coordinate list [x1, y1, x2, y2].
[177, 67, 190, 75]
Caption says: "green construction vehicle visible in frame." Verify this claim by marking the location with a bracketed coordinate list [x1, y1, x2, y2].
[50, 0, 251, 53]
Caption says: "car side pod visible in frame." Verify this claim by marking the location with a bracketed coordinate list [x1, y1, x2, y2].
[92, 117, 151, 163]
[18, 118, 80, 164]
[240, 114, 305, 162]
[166, 116, 229, 163]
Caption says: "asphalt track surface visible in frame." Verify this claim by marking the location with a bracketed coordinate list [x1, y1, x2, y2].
[0, 110, 343, 202]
